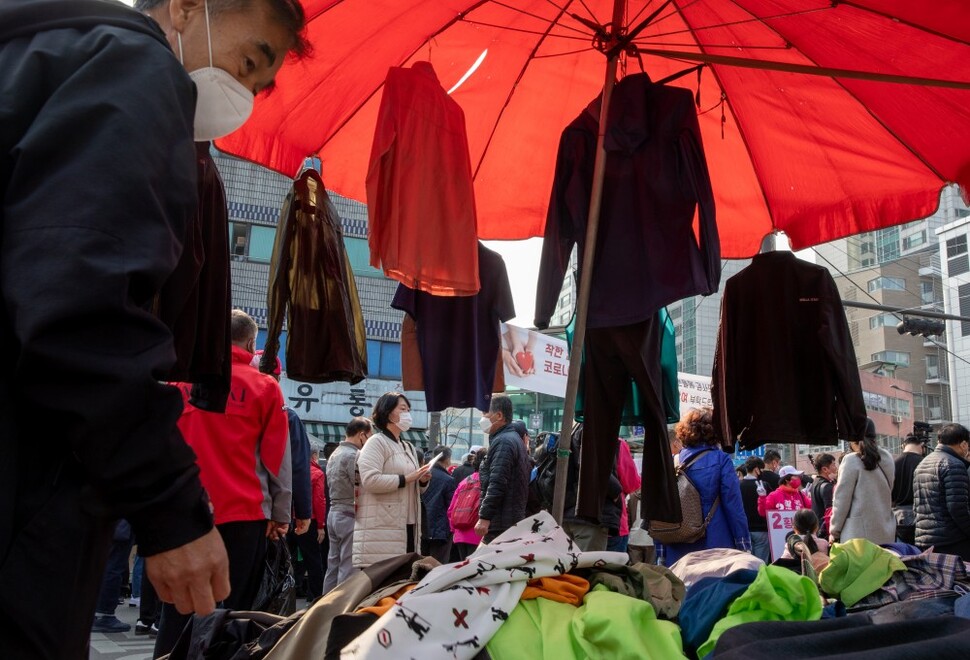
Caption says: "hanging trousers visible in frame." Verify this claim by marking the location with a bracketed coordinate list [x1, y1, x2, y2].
[576, 316, 681, 525]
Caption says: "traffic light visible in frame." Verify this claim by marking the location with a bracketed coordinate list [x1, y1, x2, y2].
[896, 317, 945, 337]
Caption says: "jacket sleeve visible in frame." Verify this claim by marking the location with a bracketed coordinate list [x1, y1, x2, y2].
[817, 273, 868, 442]
[712, 284, 740, 449]
[534, 129, 589, 329]
[288, 409, 313, 520]
[0, 27, 212, 556]
[941, 462, 970, 537]
[261, 185, 294, 376]
[830, 459, 858, 537]
[365, 68, 398, 271]
[757, 494, 768, 518]
[261, 383, 291, 523]
[677, 96, 720, 294]
[358, 435, 404, 493]
[479, 439, 515, 520]
[719, 455, 751, 549]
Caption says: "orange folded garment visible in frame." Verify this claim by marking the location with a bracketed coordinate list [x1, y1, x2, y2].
[356, 583, 417, 617]
[520, 574, 590, 606]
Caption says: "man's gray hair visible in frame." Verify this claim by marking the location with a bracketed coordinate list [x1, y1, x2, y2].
[489, 394, 513, 424]
[230, 309, 257, 344]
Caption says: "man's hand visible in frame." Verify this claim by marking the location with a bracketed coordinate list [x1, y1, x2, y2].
[317, 526, 326, 544]
[474, 518, 490, 538]
[146, 528, 230, 616]
[266, 521, 289, 541]
[294, 518, 311, 535]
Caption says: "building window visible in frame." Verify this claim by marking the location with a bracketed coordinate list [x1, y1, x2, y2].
[230, 222, 250, 256]
[248, 226, 276, 263]
[926, 394, 943, 421]
[869, 313, 897, 330]
[902, 231, 926, 251]
[960, 284, 970, 337]
[921, 281, 936, 305]
[926, 354, 940, 380]
[867, 276, 906, 293]
[871, 350, 910, 367]
[366, 340, 402, 380]
[947, 235, 967, 258]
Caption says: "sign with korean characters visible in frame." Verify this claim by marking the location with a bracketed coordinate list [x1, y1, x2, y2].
[501, 323, 569, 398]
[767, 509, 798, 561]
[279, 376, 428, 428]
[678, 372, 713, 412]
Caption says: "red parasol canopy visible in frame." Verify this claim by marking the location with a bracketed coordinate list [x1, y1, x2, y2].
[218, 0, 970, 258]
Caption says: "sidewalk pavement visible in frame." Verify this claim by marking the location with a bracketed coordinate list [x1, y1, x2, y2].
[89, 601, 154, 660]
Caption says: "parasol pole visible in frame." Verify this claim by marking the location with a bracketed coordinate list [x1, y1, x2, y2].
[551, 0, 628, 524]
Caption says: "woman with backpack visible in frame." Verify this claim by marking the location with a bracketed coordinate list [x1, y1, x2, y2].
[448, 449, 487, 560]
[660, 408, 750, 566]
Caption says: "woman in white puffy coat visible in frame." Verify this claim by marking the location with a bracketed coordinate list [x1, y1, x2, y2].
[353, 392, 430, 567]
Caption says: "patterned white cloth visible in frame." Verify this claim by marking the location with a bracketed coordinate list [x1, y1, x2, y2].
[341, 511, 627, 659]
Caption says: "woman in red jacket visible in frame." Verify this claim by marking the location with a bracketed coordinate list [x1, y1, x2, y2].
[758, 466, 812, 516]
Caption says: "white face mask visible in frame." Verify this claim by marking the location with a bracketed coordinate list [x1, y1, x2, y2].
[395, 411, 413, 433]
[177, 0, 254, 141]
[479, 415, 494, 434]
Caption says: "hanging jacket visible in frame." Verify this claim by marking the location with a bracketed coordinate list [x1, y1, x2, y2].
[260, 169, 367, 384]
[366, 61, 479, 297]
[392, 243, 515, 412]
[155, 142, 232, 413]
[0, 0, 214, 557]
[712, 252, 868, 450]
[535, 72, 720, 330]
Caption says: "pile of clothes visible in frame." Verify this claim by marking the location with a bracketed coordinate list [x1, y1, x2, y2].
[161, 521, 970, 660]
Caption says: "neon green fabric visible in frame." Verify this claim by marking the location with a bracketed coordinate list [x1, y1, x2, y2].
[487, 585, 686, 659]
[698, 565, 823, 658]
[818, 538, 906, 607]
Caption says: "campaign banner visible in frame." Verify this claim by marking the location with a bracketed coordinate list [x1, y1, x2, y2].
[678, 372, 712, 412]
[767, 509, 798, 561]
[501, 323, 569, 398]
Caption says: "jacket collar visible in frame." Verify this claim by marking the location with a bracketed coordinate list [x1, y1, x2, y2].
[489, 422, 513, 439]
[939, 445, 970, 466]
[231, 345, 255, 365]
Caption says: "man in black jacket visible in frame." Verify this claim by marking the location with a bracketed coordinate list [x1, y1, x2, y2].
[421, 446, 457, 563]
[914, 424, 970, 559]
[810, 453, 838, 538]
[476, 395, 530, 543]
[0, 0, 306, 656]
[892, 434, 926, 545]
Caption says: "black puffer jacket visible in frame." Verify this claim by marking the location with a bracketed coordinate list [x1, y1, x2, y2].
[479, 424, 530, 536]
[913, 445, 970, 548]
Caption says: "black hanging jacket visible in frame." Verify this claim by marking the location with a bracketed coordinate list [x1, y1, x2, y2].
[535, 72, 720, 329]
[712, 252, 868, 450]
[260, 170, 367, 384]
